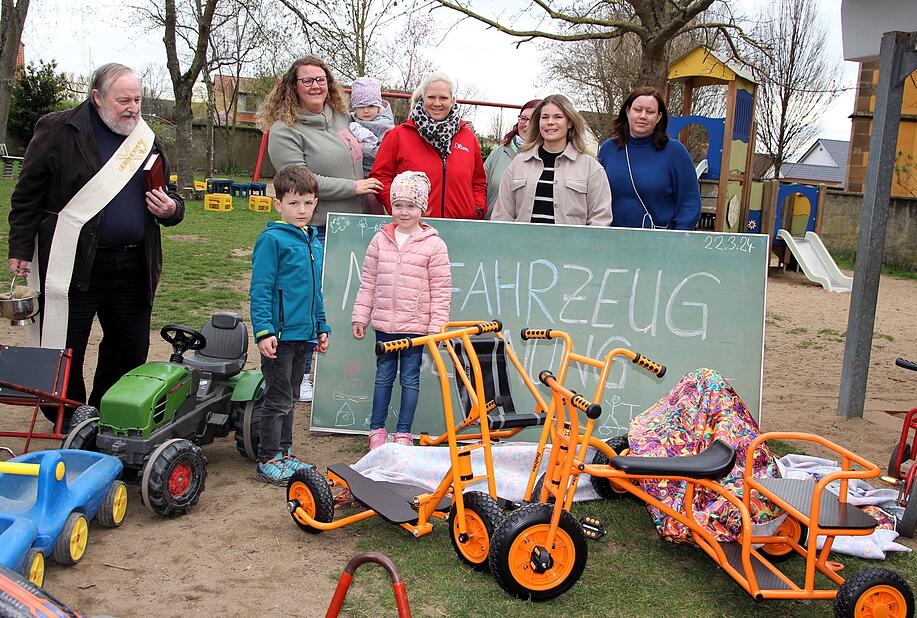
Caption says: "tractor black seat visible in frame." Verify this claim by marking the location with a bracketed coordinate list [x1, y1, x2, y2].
[607, 439, 736, 480]
[183, 311, 248, 378]
[453, 339, 542, 430]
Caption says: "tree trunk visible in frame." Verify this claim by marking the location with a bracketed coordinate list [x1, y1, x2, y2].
[0, 0, 30, 145]
[203, 71, 215, 177]
[173, 82, 195, 197]
[638, 43, 669, 91]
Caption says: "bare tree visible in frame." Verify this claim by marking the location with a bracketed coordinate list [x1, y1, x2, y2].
[136, 0, 220, 194]
[381, 12, 438, 92]
[274, 0, 401, 81]
[749, 0, 843, 179]
[430, 0, 754, 90]
[0, 0, 30, 143]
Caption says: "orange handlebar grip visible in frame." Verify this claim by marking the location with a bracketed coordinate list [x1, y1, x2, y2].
[375, 338, 412, 356]
[520, 328, 555, 340]
[632, 353, 666, 378]
[570, 394, 602, 419]
[475, 320, 503, 334]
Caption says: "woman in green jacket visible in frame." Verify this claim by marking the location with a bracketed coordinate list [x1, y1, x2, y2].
[482, 98, 541, 218]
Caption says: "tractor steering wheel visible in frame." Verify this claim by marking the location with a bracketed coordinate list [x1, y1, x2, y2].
[160, 324, 207, 361]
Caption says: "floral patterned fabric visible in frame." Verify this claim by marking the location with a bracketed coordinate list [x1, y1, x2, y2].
[628, 368, 782, 544]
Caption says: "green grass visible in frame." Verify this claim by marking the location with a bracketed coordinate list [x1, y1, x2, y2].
[832, 251, 917, 281]
[788, 327, 808, 335]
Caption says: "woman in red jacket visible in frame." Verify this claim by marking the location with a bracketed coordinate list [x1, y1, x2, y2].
[370, 71, 486, 219]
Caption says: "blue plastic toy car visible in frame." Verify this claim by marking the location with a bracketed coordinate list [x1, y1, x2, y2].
[0, 449, 126, 586]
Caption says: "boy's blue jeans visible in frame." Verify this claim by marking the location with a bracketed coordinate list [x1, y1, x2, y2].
[259, 339, 314, 460]
[370, 331, 423, 433]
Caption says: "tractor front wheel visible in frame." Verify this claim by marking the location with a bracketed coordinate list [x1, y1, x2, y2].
[141, 439, 207, 517]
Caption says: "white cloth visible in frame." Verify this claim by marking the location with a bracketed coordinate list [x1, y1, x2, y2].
[777, 454, 910, 559]
[348, 122, 377, 146]
[27, 117, 155, 348]
[352, 441, 600, 503]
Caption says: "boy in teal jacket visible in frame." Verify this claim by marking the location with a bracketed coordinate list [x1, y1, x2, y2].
[249, 164, 331, 484]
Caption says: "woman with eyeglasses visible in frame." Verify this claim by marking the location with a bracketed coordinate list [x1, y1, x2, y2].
[482, 99, 541, 219]
[491, 94, 611, 226]
[598, 87, 700, 230]
[258, 56, 380, 240]
[258, 56, 380, 403]
[370, 71, 486, 220]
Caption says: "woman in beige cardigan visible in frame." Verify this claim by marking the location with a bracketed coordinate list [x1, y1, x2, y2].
[491, 94, 611, 226]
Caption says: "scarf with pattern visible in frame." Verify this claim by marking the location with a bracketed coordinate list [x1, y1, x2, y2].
[410, 98, 461, 160]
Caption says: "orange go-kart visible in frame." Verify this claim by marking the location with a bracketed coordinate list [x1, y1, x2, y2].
[488, 356, 915, 617]
[285, 320, 561, 572]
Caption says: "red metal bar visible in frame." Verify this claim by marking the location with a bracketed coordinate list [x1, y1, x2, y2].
[325, 552, 410, 618]
[252, 130, 270, 183]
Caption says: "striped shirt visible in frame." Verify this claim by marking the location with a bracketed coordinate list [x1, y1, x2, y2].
[531, 146, 560, 224]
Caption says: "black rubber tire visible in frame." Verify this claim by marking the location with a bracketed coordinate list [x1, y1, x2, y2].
[40, 405, 74, 430]
[286, 468, 334, 533]
[759, 518, 808, 563]
[529, 473, 555, 504]
[448, 491, 504, 572]
[234, 399, 262, 460]
[95, 480, 128, 528]
[51, 512, 88, 565]
[834, 567, 914, 618]
[61, 418, 99, 451]
[22, 549, 44, 587]
[488, 502, 588, 601]
[590, 435, 631, 499]
[141, 439, 207, 518]
[889, 443, 912, 478]
[897, 489, 917, 538]
[70, 405, 99, 427]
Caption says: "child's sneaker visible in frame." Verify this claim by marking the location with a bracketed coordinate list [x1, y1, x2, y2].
[392, 433, 413, 446]
[298, 378, 314, 402]
[256, 454, 292, 485]
[368, 428, 388, 450]
[283, 449, 313, 472]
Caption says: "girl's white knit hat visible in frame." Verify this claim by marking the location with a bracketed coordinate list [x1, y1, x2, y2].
[390, 171, 431, 212]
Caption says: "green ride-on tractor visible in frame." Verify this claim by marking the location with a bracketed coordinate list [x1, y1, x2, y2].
[62, 311, 265, 517]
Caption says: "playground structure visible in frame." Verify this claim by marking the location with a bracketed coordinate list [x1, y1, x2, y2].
[666, 46, 851, 290]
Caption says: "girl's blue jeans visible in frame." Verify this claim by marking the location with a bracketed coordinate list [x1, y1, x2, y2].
[370, 331, 423, 433]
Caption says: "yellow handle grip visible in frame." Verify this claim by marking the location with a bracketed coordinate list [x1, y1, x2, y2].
[0, 461, 40, 476]
[520, 328, 558, 340]
[475, 320, 502, 334]
[375, 338, 412, 356]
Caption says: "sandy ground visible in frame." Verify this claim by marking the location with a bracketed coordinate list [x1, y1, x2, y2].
[1, 268, 916, 616]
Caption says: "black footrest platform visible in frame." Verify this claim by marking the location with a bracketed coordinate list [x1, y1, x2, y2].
[721, 542, 790, 591]
[757, 478, 877, 530]
[607, 439, 737, 480]
[328, 463, 452, 525]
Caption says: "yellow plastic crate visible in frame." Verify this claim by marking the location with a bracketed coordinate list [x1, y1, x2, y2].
[194, 180, 206, 191]
[203, 193, 233, 212]
[249, 195, 273, 213]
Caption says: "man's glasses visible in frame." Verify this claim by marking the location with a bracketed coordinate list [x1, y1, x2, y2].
[297, 76, 327, 87]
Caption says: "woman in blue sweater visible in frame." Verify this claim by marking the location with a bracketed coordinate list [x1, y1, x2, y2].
[598, 87, 701, 230]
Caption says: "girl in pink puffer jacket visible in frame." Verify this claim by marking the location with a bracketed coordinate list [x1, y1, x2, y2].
[352, 171, 452, 450]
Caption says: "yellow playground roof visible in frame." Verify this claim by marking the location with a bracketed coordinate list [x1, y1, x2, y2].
[667, 46, 757, 87]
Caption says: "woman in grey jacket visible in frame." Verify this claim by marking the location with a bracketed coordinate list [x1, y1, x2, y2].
[491, 94, 611, 226]
[482, 98, 540, 218]
[257, 55, 381, 238]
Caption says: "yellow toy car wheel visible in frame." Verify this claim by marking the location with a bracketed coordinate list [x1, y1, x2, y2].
[51, 512, 88, 565]
[97, 480, 128, 527]
[22, 549, 44, 587]
[448, 491, 503, 571]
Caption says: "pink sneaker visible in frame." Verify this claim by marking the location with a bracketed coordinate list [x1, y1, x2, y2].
[392, 433, 413, 446]
[368, 428, 388, 450]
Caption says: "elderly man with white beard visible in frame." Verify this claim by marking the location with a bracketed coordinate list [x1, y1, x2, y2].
[7, 62, 184, 424]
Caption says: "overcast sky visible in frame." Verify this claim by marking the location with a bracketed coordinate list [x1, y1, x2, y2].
[22, 0, 859, 147]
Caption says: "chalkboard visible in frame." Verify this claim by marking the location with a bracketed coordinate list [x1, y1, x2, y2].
[312, 214, 768, 440]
